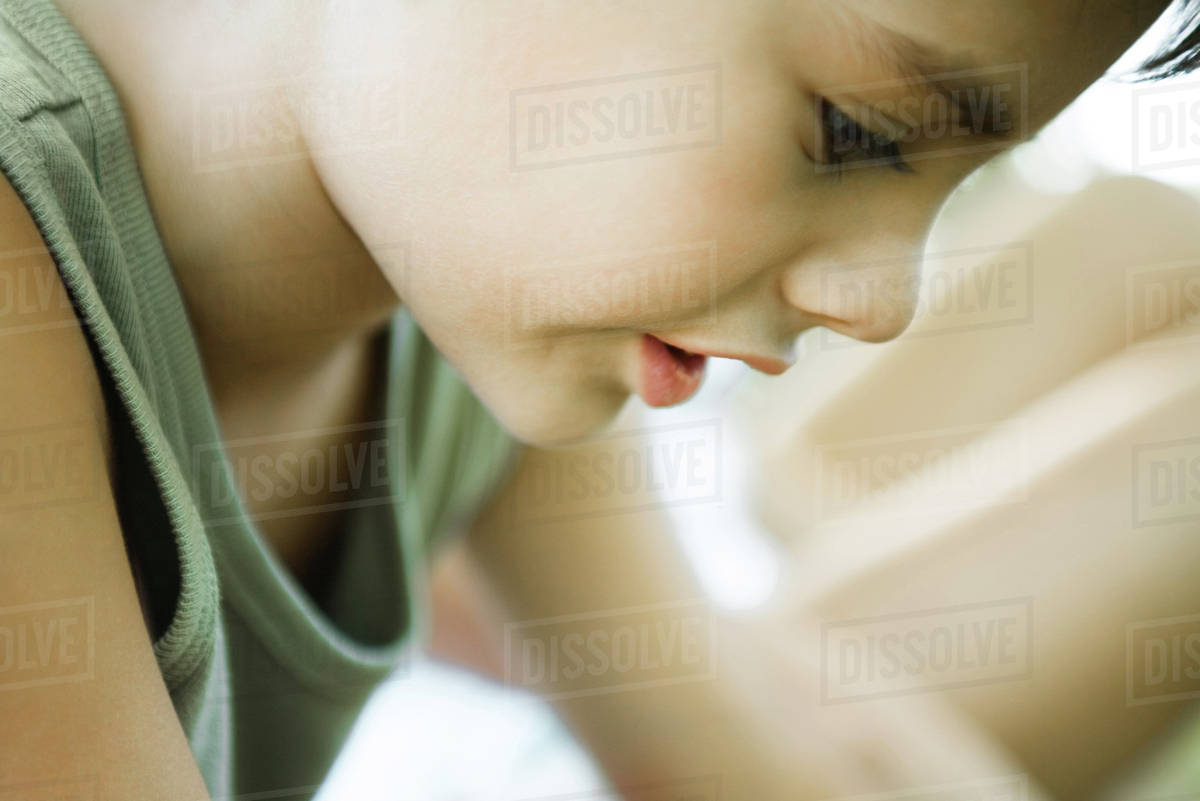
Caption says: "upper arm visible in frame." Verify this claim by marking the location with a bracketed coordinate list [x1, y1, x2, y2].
[0, 175, 211, 799]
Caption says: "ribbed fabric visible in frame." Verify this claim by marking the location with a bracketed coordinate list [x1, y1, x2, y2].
[0, 2, 521, 797]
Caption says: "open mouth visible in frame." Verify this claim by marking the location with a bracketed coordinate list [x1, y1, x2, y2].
[639, 334, 708, 407]
[664, 342, 707, 375]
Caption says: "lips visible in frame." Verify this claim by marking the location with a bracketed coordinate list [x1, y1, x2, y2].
[639, 334, 707, 407]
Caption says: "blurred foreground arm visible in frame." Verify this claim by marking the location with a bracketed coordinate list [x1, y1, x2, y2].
[464, 438, 1030, 801]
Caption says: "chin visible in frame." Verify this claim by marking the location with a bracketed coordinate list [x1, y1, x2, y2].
[495, 386, 632, 449]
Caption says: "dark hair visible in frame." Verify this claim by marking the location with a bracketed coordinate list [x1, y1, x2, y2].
[1136, 0, 1200, 79]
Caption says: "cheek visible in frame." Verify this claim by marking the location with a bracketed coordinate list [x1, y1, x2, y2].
[336, 21, 811, 336]
[398, 119, 800, 336]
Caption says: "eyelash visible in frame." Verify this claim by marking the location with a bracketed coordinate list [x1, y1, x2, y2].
[818, 97, 912, 175]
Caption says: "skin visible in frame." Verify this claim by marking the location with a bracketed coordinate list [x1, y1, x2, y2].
[0, 181, 214, 801]
[54, 0, 1161, 445]
[0, 0, 1174, 799]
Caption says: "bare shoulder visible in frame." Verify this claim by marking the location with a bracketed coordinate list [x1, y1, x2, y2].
[0, 172, 111, 457]
[0, 175, 211, 797]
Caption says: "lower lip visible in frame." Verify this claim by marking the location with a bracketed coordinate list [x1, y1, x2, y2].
[639, 334, 707, 407]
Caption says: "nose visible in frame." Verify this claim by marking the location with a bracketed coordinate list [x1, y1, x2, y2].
[780, 247, 923, 343]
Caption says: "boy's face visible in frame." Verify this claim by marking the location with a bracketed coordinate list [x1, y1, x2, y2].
[313, 0, 1157, 445]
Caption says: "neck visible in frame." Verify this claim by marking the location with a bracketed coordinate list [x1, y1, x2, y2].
[49, 0, 401, 378]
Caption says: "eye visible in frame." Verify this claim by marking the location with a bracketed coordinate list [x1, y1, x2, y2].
[817, 97, 912, 175]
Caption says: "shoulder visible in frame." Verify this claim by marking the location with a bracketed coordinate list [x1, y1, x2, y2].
[0, 170, 110, 461]
[0, 169, 212, 797]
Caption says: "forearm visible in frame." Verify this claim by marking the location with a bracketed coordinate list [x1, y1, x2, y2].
[464, 446, 776, 792]
[800, 455, 1200, 800]
[465, 446, 1025, 800]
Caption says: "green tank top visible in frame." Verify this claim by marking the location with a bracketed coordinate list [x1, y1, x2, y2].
[0, 1, 520, 797]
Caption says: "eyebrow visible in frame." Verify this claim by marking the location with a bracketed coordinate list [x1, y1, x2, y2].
[852, 16, 1026, 140]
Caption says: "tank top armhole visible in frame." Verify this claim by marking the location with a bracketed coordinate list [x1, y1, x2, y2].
[81, 325, 181, 642]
